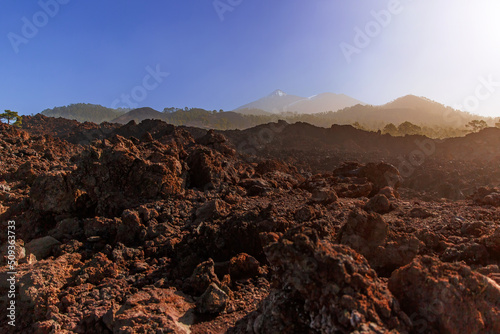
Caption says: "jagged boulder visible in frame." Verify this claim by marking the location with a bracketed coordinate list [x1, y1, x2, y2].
[338, 209, 422, 275]
[389, 256, 500, 334]
[233, 227, 411, 333]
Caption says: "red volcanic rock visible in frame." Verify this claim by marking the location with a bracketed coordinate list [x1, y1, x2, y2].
[76, 253, 119, 285]
[111, 287, 194, 333]
[338, 209, 422, 274]
[441, 242, 490, 265]
[30, 171, 76, 214]
[235, 227, 410, 333]
[25, 236, 61, 260]
[196, 283, 230, 314]
[13, 161, 39, 185]
[389, 256, 500, 334]
[49, 218, 82, 241]
[310, 187, 338, 204]
[339, 210, 388, 250]
[30, 135, 186, 217]
[333, 162, 402, 196]
[4, 116, 500, 333]
[184, 258, 222, 296]
[254, 158, 294, 175]
[187, 147, 239, 190]
[409, 207, 434, 218]
[337, 182, 373, 198]
[364, 194, 392, 214]
[359, 162, 402, 193]
[294, 205, 316, 222]
[0, 253, 82, 331]
[473, 187, 500, 207]
[196, 130, 236, 156]
[195, 199, 230, 221]
[229, 253, 261, 281]
[239, 178, 272, 196]
[73, 137, 185, 216]
[117, 210, 143, 245]
[377, 186, 399, 199]
[481, 227, 500, 259]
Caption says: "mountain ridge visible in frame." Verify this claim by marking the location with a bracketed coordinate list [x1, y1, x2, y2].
[235, 89, 364, 114]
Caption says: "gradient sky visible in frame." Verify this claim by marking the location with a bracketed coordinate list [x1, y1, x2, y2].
[2, 0, 500, 117]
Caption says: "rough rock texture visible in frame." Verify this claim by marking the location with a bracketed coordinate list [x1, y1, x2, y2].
[25, 236, 61, 260]
[389, 256, 500, 334]
[473, 187, 500, 207]
[111, 287, 194, 333]
[233, 227, 411, 333]
[1, 118, 500, 333]
[338, 209, 422, 275]
[364, 194, 392, 214]
[196, 283, 230, 314]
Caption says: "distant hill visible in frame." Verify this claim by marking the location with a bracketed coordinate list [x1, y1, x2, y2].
[111, 107, 274, 130]
[235, 89, 364, 114]
[41, 103, 128, 123]
[111, 107, 164, 124]
[287, 92, 365, 114]
[235, 108, 274, 116]
[236, 89, 305, 113]
[39, 95, 495, 137]
[331, 95, 488, 128]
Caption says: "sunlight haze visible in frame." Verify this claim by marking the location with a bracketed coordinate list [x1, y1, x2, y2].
[1, 0, 500, 117]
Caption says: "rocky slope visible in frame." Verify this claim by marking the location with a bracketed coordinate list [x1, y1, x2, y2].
[0, 117, 499, 333]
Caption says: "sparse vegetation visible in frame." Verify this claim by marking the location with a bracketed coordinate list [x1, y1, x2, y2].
[0, 110, 19, 125]
[466, 119, 488, 133]
[41, 103, 129, 123]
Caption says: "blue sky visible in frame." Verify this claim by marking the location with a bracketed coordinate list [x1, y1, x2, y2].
[2, 0, 500, 117]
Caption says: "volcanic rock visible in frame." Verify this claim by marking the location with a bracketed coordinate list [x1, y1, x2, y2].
[111, 287, 194, 333]
[196, 283, 230, 314]
[389, 256, 500, 334]
[364, 194, 392, 214]
[473, 187, 500, 207]
[310, 187, 338, 204]
[25, 236, 61, 260]
[235, 227, 410, 333]
[184, 258, 222, 296]
[229, 253, 261, 281]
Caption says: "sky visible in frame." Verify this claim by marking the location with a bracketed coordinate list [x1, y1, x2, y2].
[1, 0, 500, 117]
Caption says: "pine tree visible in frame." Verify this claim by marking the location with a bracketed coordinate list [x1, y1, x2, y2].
[13, 115, 22, 127]
[0, 110, 19, 125]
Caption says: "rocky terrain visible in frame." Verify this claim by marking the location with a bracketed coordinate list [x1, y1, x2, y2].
[0, 116, 499, 333]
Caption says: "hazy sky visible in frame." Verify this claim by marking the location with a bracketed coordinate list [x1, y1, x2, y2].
[2, 0, 500, 117]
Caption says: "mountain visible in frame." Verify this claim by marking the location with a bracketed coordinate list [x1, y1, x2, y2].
[235, 89, 305, 113]
[110, 107, 273, 130]
[41, 103, 128, 123]
[111, 107, 164, 124]
[287, 92, 365, 114]
[332, 95, 486, 127]
[235, 89, 363, 114]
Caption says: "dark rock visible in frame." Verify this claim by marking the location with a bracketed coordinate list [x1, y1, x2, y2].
[364, 194, 392, 214]
[229, 253, 260, 280]
[196, 283, 229, 314]
[389, 256, 500, 334]
[25, 236, 61, 260]
[235, 227, 410, 333]
[310, 187, 338, 204]
[184, 259, 221, 296]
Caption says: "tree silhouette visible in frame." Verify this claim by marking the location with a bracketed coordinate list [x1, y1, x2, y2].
[13, 115, 22, 128]
[0, 110, 19, 125]
[466, 120, 487, 133]
[383, 123, 398, 136]
[398, 121, 421, 135]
